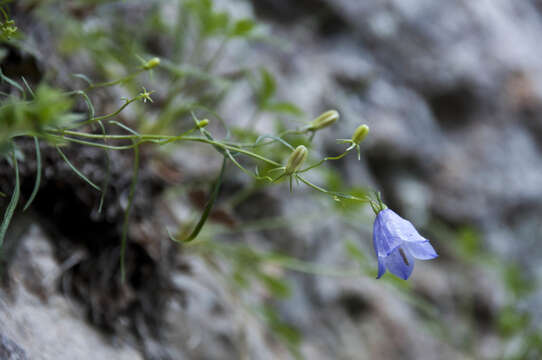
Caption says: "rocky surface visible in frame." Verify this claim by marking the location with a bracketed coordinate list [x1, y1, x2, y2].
[2, 0, 542, 359]
[0, 224, 143, 360]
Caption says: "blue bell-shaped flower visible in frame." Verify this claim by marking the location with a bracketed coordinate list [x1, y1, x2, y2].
[373, 209, 438, 280]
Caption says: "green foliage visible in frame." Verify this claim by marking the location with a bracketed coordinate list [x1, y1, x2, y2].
[258, 68, 276, 106]
[256, 68, 302, 116]
[457, 226, 482, 258]
[0, 5, 17, 41]
[502, 263, 533, 299]
[0, 1, 494, 358]
[498, 305, 529, 338]
[0, 82, 79, 151]
[185, 0, 230, 37]
[259, 305, 302, 357]
[229, 18, 255, 38]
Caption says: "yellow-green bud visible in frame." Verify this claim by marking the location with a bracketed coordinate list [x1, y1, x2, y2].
[352, 124, 369, 144]
[308, 110, 339, 131]
[284, 145, 308, 175]
[143, 57, 160, 70]
[196, 119, 209, 128]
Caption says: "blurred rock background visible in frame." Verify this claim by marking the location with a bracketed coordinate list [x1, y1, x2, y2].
[1, 0, 542, 359]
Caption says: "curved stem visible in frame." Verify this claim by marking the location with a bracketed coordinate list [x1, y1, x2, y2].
[295, 174, 372, 204]
[298, 149, 351, 174]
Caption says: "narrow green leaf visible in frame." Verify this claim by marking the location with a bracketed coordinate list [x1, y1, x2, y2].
[72, 73, 93, 86]
[74, 90, 95, 120]
[23, 136, 41, 211]
[259, 68, 276, 105]
[264, 101, 303, 116]
[0, 68, 23, 93]
[171, 157, 227, 243]
[258, 273, 291, 298]
[230, 18, 255, 37]
[109, 120, 140, 136]
[21, 77, 35, 98]
[0, 149, 20, 249]
[56, 146, 101, 191]
[97, 120, 110, 213]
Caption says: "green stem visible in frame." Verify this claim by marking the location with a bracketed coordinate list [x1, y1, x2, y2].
[295, 174, 372, 204]
[298, 150, 351, 174]
[87, 70, 144, 90]
[51, 130, 282, 167]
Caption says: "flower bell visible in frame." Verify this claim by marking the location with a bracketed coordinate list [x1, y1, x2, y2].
[351, 124, 369, 145]
[307, 110, 339, 132]
[373, 209, 438, 280]
[338, 124, 370, 160]
[284, 145, 308, 175]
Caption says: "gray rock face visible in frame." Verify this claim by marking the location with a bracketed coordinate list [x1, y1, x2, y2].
[0, 334, 28, 360]
[4, 0, 542, 359]
[246, 0, 542, 357]
[0, 224, 143, 360]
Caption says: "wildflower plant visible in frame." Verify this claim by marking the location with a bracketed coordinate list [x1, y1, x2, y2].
[0, 0, 437, 283]
[0, 0, 443, 355]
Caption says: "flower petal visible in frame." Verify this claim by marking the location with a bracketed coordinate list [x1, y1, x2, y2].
[373, 210, 402, 256]
[376, 255, 386, 279]
[380, 209, 427, 243]
[404, 240, 438, 260]
[383, 247, 414, 280]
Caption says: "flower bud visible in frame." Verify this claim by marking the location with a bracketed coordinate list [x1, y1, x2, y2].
[196, 119, 209, 128]
[143, 57, 160, 70]
[308, 110, 339, 131]
[284, 145, 308, 175]
[352, 124, 369, 145]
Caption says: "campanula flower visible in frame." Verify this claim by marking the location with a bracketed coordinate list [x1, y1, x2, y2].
[373, 209, 438, 280]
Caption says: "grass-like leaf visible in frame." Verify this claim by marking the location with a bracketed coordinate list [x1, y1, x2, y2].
[23, 136, 41, 211]
[0, 68, 24, 93]
[0, 149, 20, 249]
[74, 90, 95, 120]
[21, 76, 35, 98]
[170, 156, 227, 243]
[56, 146, 101, 191]
[97, 120, 110, 213]
[72, 73, 93, 86]
[109, 120, 140, 136]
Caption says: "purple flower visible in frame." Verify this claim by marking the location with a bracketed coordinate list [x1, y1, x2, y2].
[373, 209, 438, 280]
